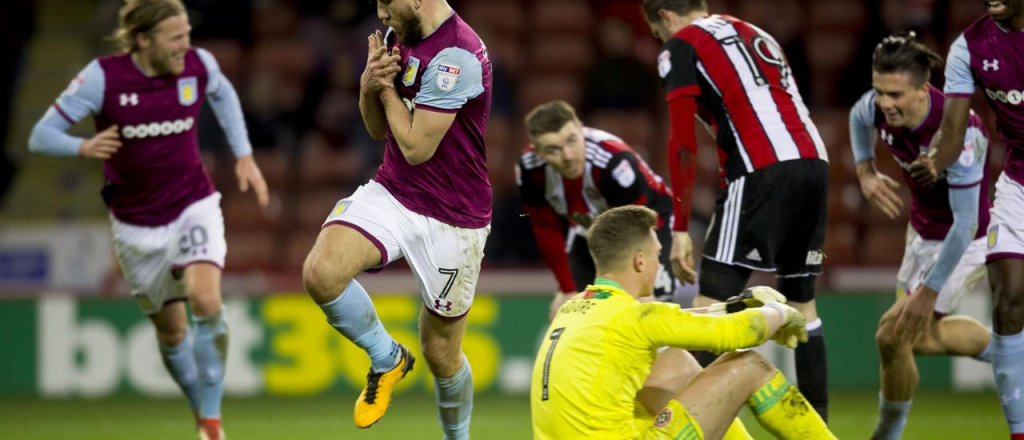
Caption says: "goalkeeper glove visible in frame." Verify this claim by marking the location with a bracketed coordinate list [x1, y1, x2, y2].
[708, 286, 787, 315]
[762, 303, 808, 349]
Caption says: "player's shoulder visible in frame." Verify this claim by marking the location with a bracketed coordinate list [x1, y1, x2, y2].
[583, 128, 629, 169]
[519, 144, 548, 171]
[963, 14, 996, 40]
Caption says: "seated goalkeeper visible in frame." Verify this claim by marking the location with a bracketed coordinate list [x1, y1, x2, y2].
[530, 205, 837, 440]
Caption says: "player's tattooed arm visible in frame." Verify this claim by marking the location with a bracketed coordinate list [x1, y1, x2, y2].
[360, 30, 401, 140]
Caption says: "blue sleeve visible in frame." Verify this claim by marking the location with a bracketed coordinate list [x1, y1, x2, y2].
[943, 35, 975, 96]
[945, 123, 988, 187]
[413, 47, 484, 110]
[923, 185, 980, 292]
[55, 59, 105, 123]
[849, 90, 878, 164]
[197, 48, 252, 158]
[29, 60, 105, 156]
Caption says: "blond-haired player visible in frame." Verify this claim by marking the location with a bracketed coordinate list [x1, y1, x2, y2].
[530, 206, 836, 440]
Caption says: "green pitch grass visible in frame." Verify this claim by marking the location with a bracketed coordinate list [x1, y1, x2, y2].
[0, 390, 1005, 439]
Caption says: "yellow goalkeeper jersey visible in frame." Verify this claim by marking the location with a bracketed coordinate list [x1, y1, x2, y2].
[530, 279, 771, 440]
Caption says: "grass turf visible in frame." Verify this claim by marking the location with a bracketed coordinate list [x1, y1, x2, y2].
[0, 390, 1006, 439]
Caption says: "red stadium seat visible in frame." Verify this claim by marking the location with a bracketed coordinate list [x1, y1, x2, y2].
[531, 0, 593, 35]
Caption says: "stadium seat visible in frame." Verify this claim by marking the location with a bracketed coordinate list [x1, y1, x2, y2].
[225, 229, 276, 271]
[194, 39, 245, 85]
[462, 2, 524, 37]
[528, 36, 593, 75]
[809, 0, 867, 32]
[222, 192, 279, 232]
[862, 225, 908, 265]
[519, 74, 582, 116]
[531, 0, 593, 35]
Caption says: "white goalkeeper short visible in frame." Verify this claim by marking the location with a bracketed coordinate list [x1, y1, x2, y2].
[322, 180, 490, 320]
[111, 192, 226, 315]
[896, 224, 988, 315]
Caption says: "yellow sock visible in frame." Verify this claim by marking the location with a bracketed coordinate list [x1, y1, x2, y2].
[747, 371, 836, 440]
[721, 418, 753, 440]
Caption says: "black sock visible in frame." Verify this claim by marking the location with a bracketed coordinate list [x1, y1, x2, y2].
[795, 320, 828, 422]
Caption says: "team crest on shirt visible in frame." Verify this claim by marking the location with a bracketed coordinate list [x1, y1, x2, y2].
[403, 57, 421, 87]
[331, 200, 352, 216]
[612, 160, 636, 187]
[959, 141, 976, 167]
[989, 225, 999, 249]
[654, 408, 673, 427]
[436, 64, 461, 92]
[178, 77, 198, 106]
[658, 50, 672, 78]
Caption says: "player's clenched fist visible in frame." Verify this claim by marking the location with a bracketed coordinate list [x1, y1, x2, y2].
[78, 125, 122, 160]
[361, 30, 402, 94]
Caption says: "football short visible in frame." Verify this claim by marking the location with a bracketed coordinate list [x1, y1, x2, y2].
[568, 218, 679, 300]
[987, 172, 1024, 263]
[702, 159, 828, 277]
[323, 180, 490, 320]
[111, 192, 226, 315]
[897, 225, 988, 315]
[636, 399, 704, 440]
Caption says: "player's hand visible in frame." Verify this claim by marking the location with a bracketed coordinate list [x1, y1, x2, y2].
[670, 231, 697, 284]
[763, 303, 808, 349]
[549, 291, 575, 321]
[78, 125, 122, 160]
[858, 170, 903, 220]
[235, 154, 269, 208]
[909, 152, 938, 187]
[893, 285, 937, 345]
[361, 30, 402, 94]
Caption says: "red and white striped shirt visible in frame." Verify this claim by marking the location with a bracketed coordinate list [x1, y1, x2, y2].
[659, 14, 827, 230]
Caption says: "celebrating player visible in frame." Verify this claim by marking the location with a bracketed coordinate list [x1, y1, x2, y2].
[300, 0, 491, 437]
[849, 33, 995, 440]
[908, 1, 1024, 438]
[530, 205, 836, 440]
[517, 100, 678, 319]
[642, 0, 831, 419]
[27, 1, 269, 439]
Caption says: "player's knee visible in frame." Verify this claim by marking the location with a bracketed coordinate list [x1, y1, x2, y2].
[302, 252, 355, 304]
[155, 319, 188, 347]
[875, 324, 901, 353]
[721, 350, 775, 380]
[188, 288, 223, 318]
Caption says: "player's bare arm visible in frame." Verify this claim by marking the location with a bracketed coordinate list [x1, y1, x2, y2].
[78, 125, 122, 160]
[379, 89, 457, 165]
[855, 160, 903, 219]
[234, 155, 269, 208]
[359, 30, 401, 140]
[910, 97, 971, 186]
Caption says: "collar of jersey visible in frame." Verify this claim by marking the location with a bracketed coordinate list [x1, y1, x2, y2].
[586, 278, 631, 298]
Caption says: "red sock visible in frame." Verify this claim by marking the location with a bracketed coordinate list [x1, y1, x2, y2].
[1011, 433, 1024, 440]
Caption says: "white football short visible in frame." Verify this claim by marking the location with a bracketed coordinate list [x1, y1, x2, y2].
[111, 192, 226, 315]
[987, 172, 1024, 262]
[323, 180, 490, 319]
[897, 224, 987, 315]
